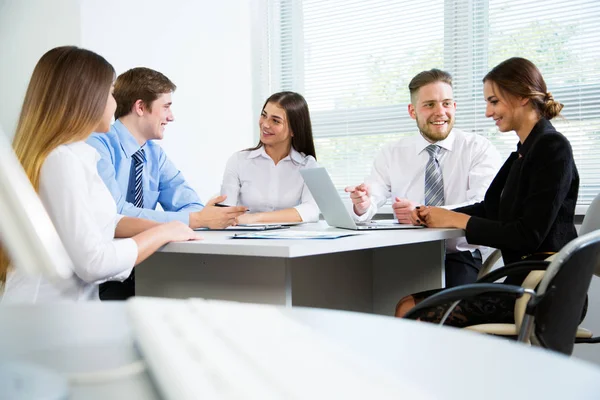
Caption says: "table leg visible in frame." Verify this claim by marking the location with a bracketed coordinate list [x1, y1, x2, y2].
[372, 240, 445, 315]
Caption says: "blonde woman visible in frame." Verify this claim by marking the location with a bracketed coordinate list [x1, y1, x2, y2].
[0, 46, 200, 302]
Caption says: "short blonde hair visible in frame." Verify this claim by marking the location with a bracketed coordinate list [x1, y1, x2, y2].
[408, 69, 453, 104]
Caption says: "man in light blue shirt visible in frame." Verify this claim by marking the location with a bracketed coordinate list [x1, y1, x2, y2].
[87, 67, 246, 300]
[89, 118, 203, 223]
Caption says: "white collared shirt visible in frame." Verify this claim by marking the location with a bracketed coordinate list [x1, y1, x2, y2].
[220, 147, 320, 222]
[354, 128, 502, 253]
[2, 142, 138, 303]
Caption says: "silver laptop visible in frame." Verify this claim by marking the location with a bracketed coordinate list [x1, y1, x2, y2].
[300, 167, 424, 231]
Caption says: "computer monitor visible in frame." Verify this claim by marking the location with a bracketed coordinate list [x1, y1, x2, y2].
[0, 126, 73, 283]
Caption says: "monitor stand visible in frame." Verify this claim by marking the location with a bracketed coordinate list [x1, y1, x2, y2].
[0, 361, 68, 400]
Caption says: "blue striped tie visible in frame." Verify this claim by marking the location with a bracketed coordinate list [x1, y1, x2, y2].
[132, 149, 145, 208]
[424, 144, 444, 206]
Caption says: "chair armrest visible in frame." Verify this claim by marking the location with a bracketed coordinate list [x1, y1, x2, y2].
[404, 283, 526, 320]
[576, 327, 593, 339]
[477, 260, 550, 283]
[464, 323, 518, 336]
[478, 249, 502, 279]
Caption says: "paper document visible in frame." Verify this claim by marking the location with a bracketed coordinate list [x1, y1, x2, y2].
[196, 224, 288, 231]
[232, 230, 359, 240]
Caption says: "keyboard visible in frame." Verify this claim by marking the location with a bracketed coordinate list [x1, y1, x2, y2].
[127, 297, 425, 399]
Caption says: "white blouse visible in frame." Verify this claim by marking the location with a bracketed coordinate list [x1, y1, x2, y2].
[220, 147, 320, 222]
[2, 141, 138, 303]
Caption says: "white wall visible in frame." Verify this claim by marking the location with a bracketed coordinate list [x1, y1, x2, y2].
[0, 0, 82, 138]
[0, 0, 255, 200]
[81, 0, 255, 200]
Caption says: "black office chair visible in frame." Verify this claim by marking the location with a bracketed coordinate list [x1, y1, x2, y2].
[404, 230, 600, 355]
[463, 192, 600, 342]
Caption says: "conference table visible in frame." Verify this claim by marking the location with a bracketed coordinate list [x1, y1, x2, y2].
[136, 221, 464, 315]
[2, 301, 600, 399]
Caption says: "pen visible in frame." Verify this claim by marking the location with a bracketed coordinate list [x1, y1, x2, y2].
[214, 203, 230, 207]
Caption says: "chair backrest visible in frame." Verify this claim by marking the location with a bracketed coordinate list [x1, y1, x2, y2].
[580, 192, 600, 237]
[531, 230, 600, 355]
[0, 127, 73, 286]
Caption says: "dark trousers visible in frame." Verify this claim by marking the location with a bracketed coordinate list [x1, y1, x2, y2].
[444, 250, 482, 288]
[99, 269, 135, 301]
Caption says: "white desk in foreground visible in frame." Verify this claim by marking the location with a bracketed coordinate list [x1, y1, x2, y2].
[1, 301, 600, 399]
[137, 222, 463, 315]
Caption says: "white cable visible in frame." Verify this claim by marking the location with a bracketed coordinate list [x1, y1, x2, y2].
[66, 360, 147, 385]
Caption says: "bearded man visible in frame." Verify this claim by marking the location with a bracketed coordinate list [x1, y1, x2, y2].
[345, 69, 502, 287]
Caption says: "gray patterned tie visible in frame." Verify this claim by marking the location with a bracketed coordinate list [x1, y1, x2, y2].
[132, 149, 145, 208]
[424, 144, 444, 206]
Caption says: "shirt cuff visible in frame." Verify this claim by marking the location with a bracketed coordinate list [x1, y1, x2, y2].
[169, 210, 192, 224]
[349, 200, 377, 222]
[115, 214, 126, 226]
[294, 203, 320, 222]
[103, 238, 138, 283]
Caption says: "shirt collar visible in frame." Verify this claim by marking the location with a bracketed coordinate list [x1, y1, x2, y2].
[415, 129, 456, 155]
[517, 118, 551, 157]
[113, 119, 145, 158]
[289, 147, 306, 163]
[247, 145, 306, 163]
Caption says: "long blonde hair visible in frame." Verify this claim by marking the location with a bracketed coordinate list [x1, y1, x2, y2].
[0, 46, 114, 286]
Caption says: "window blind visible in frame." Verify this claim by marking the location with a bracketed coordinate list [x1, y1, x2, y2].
[257, 0, 600, 204]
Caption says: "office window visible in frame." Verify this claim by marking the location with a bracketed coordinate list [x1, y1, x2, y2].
[256, 0, 600, 204]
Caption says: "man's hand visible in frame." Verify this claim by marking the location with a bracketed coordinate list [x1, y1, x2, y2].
[391, 197, 418, 224]
[344, 183, 371, 216]
[189, 195, 248, 229]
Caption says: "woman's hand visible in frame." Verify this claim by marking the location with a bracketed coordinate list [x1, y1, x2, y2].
[409, 207, 423, 226]
[236, 213, 259, 225]
[162, 221, 204, 242]
[132, 221, 202, 265]
[415, 206, 470, 229]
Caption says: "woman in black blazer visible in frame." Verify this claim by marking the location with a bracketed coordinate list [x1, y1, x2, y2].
[396, 57, 579, 323]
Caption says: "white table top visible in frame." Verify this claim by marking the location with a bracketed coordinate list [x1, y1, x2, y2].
[1, 301, 600, 399]
[160, 221, 464, 258]
[289, 307, 600, 399]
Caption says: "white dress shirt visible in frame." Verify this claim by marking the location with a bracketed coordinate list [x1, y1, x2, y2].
[220, 147, 320, 222]
[354, 128, 502, 253]
[2, 142, 138, 303]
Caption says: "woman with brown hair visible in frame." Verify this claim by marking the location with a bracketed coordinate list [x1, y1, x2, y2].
[220, 91, 320, 223]
[1, 46, 200, 302]
[396, 57, 579, 324]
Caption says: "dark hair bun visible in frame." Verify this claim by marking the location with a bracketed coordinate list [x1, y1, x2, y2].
[543, 92, 564, 119]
